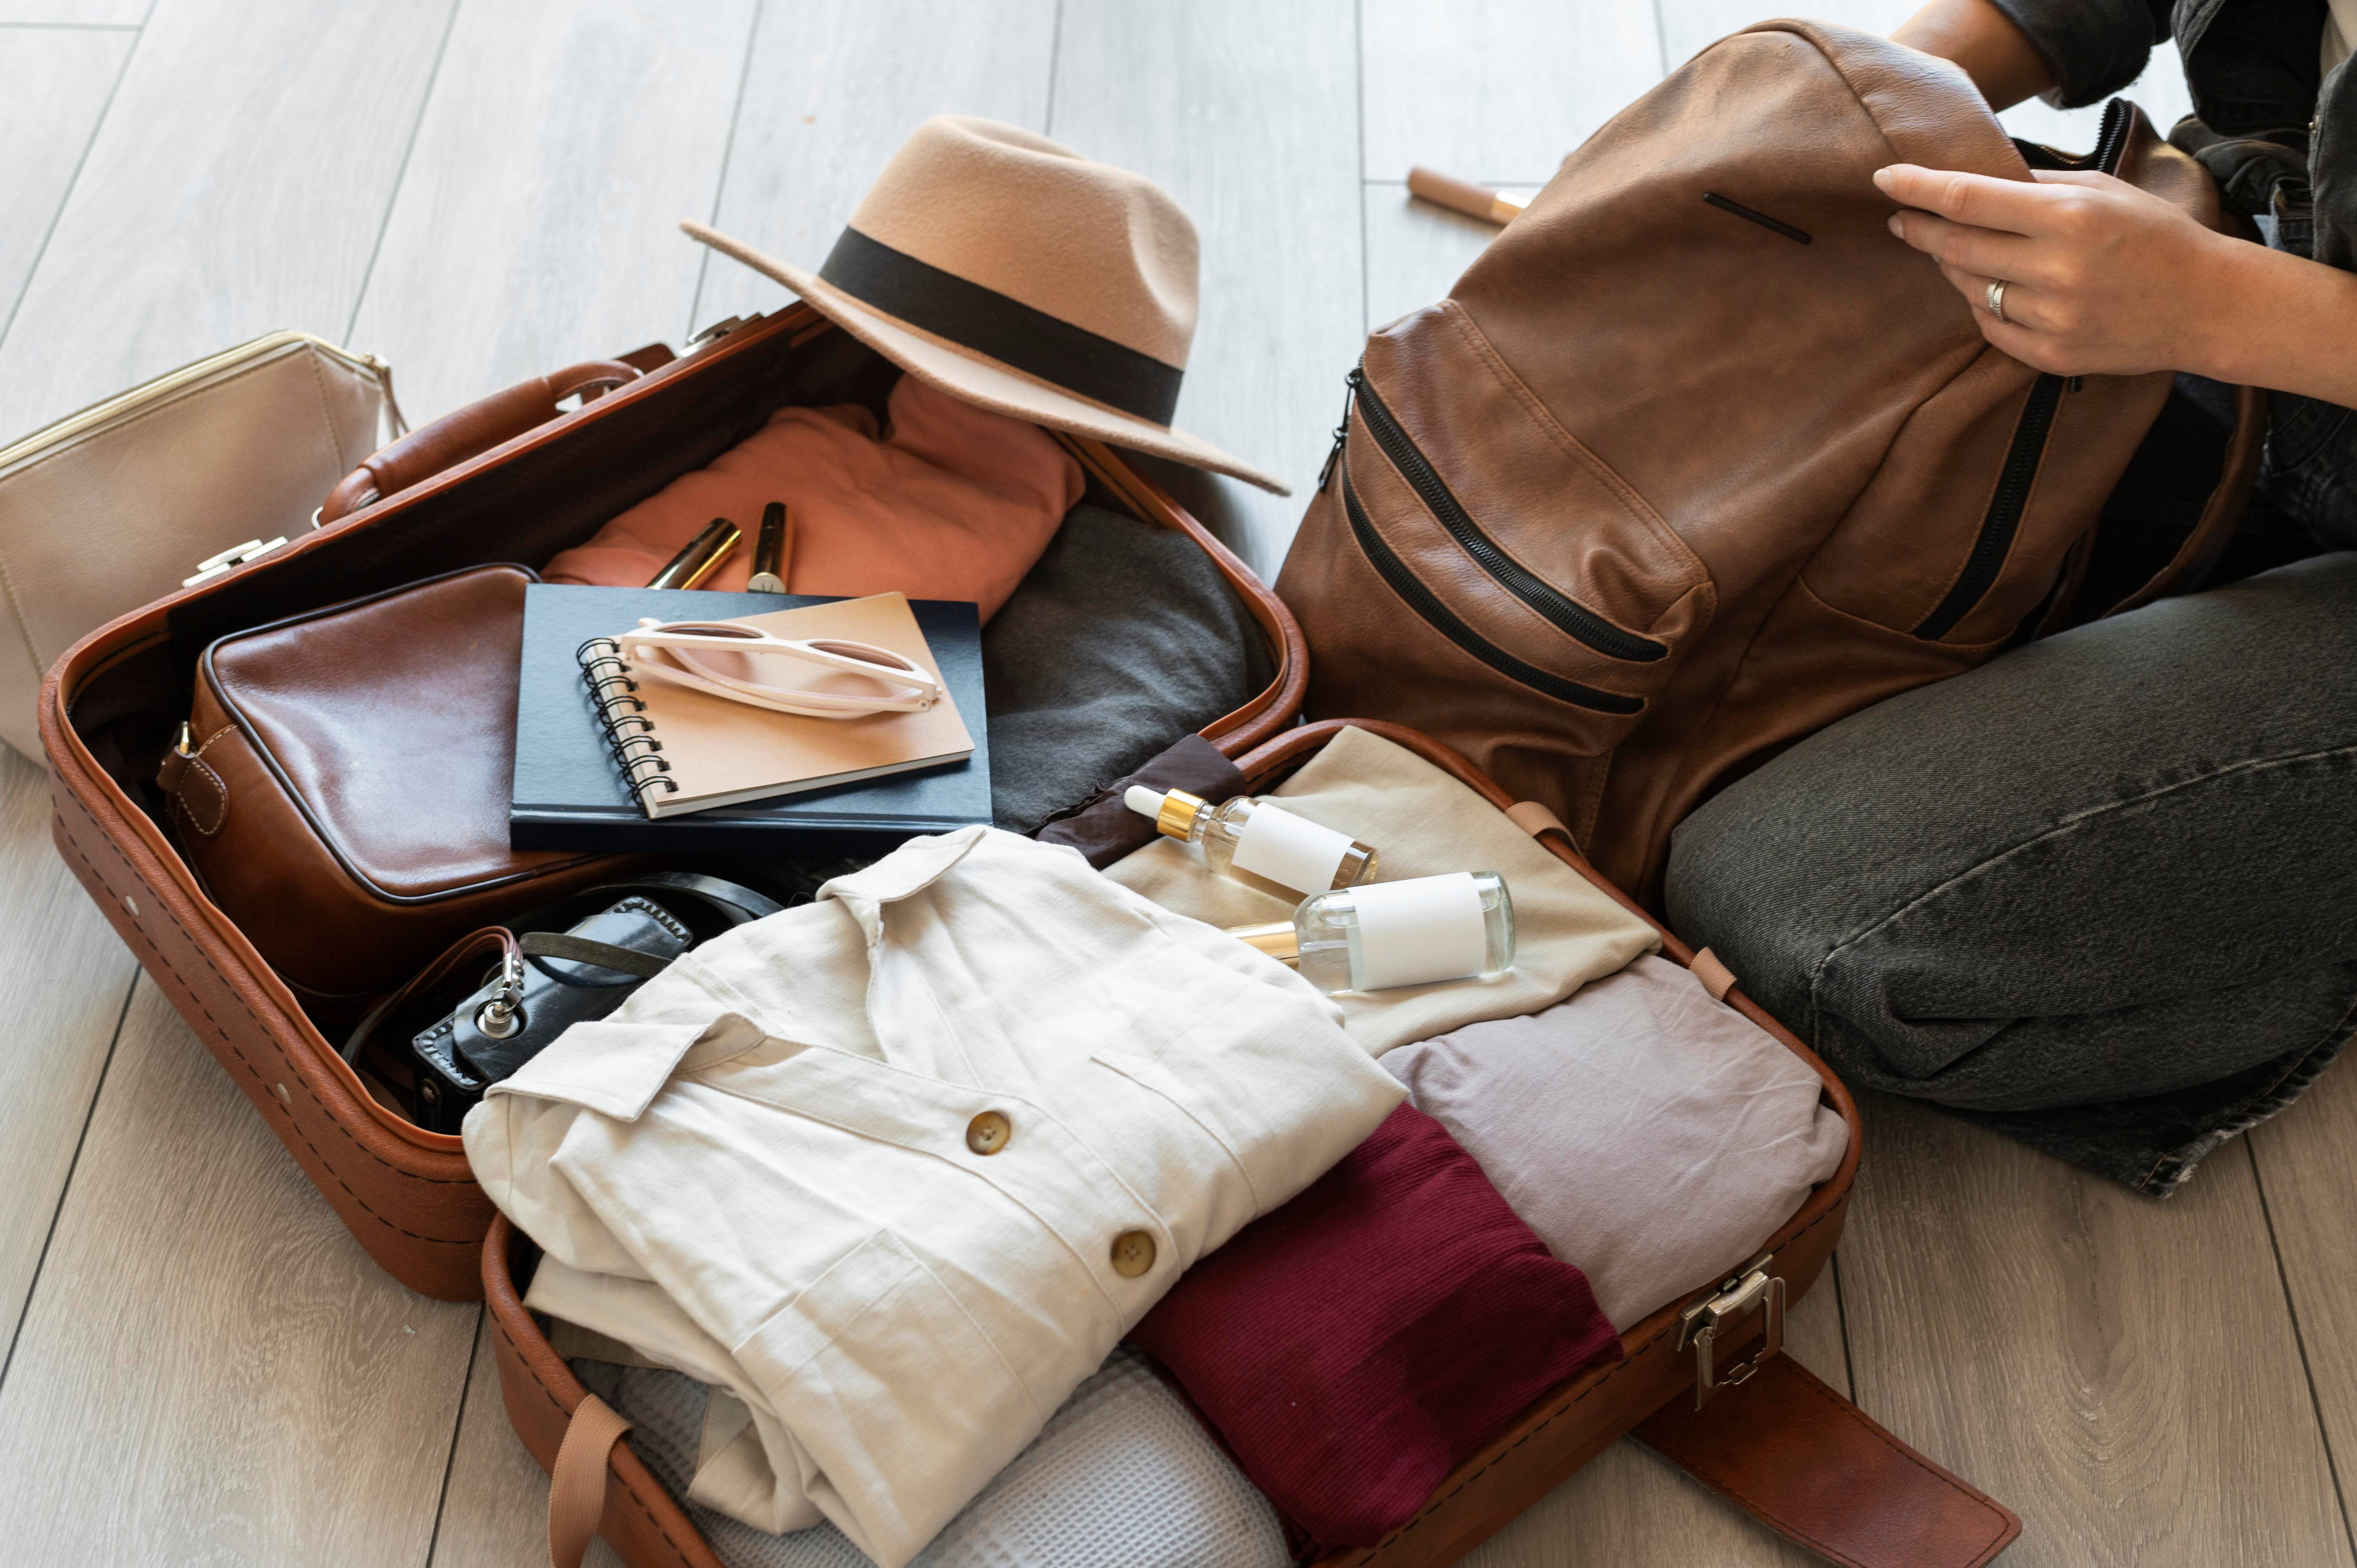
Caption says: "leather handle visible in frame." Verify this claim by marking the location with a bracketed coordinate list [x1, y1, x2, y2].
[1636, 1354, 2021, 1568]
[318, 358, 644, 523]
[547, 1392, 632, 1568]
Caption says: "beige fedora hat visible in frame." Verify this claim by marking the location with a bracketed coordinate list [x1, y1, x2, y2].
[684, 116, 1287, 495]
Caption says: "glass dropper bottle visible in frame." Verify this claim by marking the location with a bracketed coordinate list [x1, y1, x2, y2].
[1230, 871, 1516, 993]
[1124, 786, 1377, 896]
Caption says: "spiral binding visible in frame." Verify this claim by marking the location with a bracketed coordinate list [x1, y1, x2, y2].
[576, 636, 678, 810]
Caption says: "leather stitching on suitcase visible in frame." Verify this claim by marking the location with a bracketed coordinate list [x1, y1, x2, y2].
[60, 798, 482, 1247]
[493, 1306, 712, 1568]
[1663, 1364, 2014, 1568]
[1338, 1200, 1846, 1562]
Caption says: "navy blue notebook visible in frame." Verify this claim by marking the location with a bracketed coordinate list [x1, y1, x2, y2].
[509, 584, 991, 855]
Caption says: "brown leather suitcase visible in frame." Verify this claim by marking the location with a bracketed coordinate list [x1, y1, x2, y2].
[484, 719, 2020, 1568]
[39, 304, 1306, 1302]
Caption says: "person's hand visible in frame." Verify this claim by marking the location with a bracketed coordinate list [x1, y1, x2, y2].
[1875, 162, 2240, 378]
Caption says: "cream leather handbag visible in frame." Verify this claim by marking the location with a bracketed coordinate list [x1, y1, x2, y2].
[0, 330, 403, 759]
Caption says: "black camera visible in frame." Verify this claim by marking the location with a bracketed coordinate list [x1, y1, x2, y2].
[345, 873, 781, 1134]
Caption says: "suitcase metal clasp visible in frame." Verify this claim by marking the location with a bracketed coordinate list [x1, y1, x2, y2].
[184, 536, 289, 587]
[1675, 1251, 1786, 1410]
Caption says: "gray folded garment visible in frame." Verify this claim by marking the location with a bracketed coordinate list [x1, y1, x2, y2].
[571, 1344, 1288, 1568]
[1383, 955, 1849, 1331]
[983, 503, 1273, 835]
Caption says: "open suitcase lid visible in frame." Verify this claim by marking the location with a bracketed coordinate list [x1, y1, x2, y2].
[37, 307, 1309, 1300]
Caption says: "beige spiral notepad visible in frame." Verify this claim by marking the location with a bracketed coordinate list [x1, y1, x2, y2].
[594, 593, 975, 818]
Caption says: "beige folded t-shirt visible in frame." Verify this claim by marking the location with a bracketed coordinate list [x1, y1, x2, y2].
[1106, 726, 1659, 1056]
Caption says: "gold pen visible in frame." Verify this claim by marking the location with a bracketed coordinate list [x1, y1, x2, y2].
[645, 517, 740, 590]
[746, 501, 795, 593]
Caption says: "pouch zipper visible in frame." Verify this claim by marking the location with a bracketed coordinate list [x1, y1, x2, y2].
[0, 330, 399, 473]
[1344, 367, 1667, 663]
[1341, 463, 1641, 714]
[1914, 97, 2133, 641]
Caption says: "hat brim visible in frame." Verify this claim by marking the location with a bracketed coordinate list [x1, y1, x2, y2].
[684, 222, 1290, 496]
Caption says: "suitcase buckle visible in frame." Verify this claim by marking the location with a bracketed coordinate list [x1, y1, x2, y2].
[1675, 1251, 1786, 1410]
[184, 536, 289, 587]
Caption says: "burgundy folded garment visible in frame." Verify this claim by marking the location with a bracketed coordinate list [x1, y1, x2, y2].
[1130, 1104, 1621, 1549]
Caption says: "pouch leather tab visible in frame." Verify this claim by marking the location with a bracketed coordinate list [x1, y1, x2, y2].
[1636, 1353, 2021, 1568]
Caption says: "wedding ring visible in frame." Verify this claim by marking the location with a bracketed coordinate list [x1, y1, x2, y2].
[1985, 278, 2009, 325]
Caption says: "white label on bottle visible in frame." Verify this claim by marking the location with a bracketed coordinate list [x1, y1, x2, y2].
[1231, 803, 1354, 894]
[1350, 873, 1488, 991]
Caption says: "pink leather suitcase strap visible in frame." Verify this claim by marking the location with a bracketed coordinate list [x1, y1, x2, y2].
[1635, 1354, 2020, 1568]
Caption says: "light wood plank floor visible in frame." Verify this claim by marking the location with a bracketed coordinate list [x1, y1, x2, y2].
[0, 4, 2339, 1565]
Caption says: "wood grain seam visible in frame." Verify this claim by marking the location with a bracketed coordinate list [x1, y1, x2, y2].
[60, 797, 486, 1246]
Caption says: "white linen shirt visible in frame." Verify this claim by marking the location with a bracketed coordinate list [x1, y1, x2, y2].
[465, 826, 1403, 1568]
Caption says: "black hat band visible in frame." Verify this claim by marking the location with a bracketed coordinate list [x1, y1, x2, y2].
[818, 228, 1185, 427]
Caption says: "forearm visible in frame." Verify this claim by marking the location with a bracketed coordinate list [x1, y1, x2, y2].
[1892, 0, 2055, 109]
[2199, 240, 2357, 407]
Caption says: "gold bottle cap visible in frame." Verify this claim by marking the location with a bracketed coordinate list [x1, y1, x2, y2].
[1125, 785, 1207, 841]
[1156, 788, 1207, 840]
[1226, 920, 1300, 965]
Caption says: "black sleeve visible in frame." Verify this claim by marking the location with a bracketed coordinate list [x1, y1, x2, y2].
[1985, 0, 2175, 108]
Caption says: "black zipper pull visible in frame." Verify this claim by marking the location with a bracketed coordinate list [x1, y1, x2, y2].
[1319, 366, 1364, 491]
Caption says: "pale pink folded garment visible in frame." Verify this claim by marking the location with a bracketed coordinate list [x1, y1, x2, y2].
[543, 374, 1083, 620]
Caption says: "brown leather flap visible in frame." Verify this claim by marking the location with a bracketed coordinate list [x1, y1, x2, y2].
[1636, 1354, 2020, 1568]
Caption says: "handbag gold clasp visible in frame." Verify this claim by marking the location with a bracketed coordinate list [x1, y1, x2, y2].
[1675, 1251, 1786, 1410]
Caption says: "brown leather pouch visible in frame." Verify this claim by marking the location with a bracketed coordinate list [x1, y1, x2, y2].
[155, 563, 629, 1006]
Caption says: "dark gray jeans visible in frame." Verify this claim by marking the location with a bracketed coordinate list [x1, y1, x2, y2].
[1664, 553, 2357, 1194]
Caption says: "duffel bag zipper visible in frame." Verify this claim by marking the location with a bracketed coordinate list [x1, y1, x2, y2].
[1341, 463, 1642, 714]
[1914, 97, 2133, 641]
[1344, 367, 1668, 664]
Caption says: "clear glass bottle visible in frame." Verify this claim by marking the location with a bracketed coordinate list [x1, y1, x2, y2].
[1229, 871, 1515, 993]
[1124, 786, 1377, 895]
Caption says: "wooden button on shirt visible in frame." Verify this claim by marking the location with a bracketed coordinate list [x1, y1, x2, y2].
[1111, 1229, 1157, 1277]
[464, 825, 1403, 1568]
[966, 1109, 1011, 1154]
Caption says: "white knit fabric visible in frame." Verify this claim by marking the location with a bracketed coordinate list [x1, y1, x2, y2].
[573, 1346, 1288, 1568]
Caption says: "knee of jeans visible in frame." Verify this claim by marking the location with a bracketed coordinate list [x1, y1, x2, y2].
[1664, 806, 1841, 1035]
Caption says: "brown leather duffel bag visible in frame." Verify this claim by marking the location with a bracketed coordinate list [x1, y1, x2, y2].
[1278, 19, 2262, 909]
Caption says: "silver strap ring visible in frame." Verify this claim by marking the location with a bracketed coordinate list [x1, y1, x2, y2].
[1985, 277, 2010, 325]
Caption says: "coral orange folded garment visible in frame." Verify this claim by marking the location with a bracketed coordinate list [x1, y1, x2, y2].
[543, 374, 1083, 620]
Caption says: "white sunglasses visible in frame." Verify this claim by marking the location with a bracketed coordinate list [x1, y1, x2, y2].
[617, 617, 943, 719]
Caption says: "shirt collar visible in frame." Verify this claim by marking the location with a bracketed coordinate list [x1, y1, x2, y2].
[816, 825, 994, 944]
